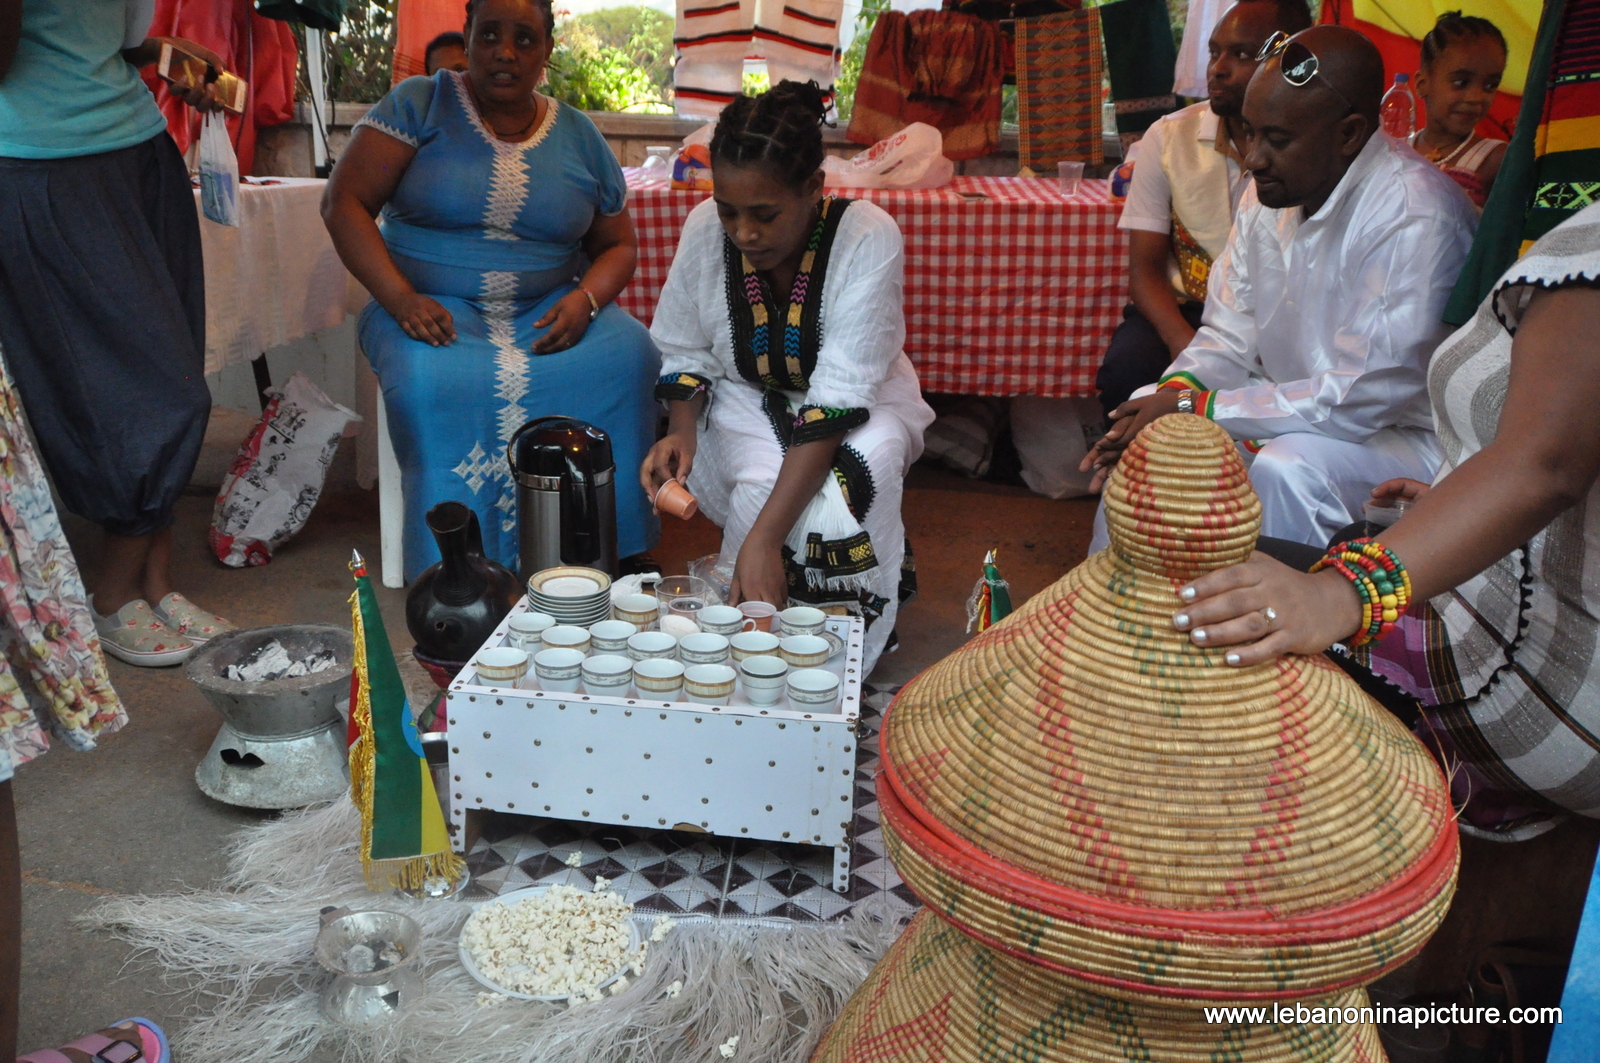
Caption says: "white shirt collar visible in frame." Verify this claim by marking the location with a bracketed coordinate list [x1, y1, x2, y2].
[1304, 131, 1390, 224]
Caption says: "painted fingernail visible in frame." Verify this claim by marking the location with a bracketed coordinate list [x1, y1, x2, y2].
[1180, 586, 1197, 601]
[1173, 613, 1190, 630]
[1226, 653, 1242, 666]
[1192, 628, 1207, 643]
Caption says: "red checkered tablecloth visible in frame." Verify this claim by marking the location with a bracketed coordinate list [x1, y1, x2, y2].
[620, 172, 1128, 398]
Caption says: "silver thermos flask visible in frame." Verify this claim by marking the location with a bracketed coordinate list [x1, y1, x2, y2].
[508, 416, 619, 582]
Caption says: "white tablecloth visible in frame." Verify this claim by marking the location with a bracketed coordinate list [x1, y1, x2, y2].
[193, 177, 353, 375]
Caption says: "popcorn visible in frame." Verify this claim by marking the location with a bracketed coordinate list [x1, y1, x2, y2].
[477, 991, 509, 1007]
[650, 915, 676, 943]
[564, 851, 584, 868]
[609, 975, 630, 996]
[665, 980, 683, 998]
[593, 875, 612, 892]
[462, 885, 635, 999]
[719, 1035, 740, 1058]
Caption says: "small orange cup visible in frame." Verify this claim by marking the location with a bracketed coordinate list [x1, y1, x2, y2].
[655, 478, 698, 520]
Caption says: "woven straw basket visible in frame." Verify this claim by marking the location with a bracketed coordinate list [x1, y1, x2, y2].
[873, 416, 1459, 1004]
[811, 909, 1388, 1063]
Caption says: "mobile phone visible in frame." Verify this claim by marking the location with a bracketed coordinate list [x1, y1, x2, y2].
[94, 1040, 142, 1063]
[158, 41, 248, 116]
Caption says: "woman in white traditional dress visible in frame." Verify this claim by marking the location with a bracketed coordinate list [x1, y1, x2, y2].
[641, 81, 934, 673]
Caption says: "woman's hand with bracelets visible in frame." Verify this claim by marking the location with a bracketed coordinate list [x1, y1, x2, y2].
[1171, 553, 1365, 666]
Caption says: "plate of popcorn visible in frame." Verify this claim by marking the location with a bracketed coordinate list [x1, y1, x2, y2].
[459, 883, 645, 1002]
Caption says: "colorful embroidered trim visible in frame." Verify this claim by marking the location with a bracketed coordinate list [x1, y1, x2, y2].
[1158, 371, 1205, 392]
[1311, 537, 1413, 647]
[655, 372, 710, 403]
[1170, 211, 1213, 303]
[760, 389, 877, 522]
[723, 197, 853, 391]
[791, 405, 869, 445]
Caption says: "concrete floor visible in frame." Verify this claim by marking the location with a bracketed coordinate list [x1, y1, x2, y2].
[15, 420, 1600, 1053]
[14, 426, 1100, 1051]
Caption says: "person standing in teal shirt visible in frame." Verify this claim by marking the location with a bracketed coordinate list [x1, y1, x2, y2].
[0, 0, 240, 673]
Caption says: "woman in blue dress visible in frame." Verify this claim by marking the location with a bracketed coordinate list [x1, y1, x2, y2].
[323, 0, 660, 580]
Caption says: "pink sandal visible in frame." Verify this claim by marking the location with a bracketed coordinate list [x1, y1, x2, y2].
[18, 1017, 167, 1063]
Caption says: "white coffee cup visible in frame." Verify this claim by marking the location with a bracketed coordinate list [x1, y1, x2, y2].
[779, 605, 827, 637]
[507, 611, 556, 649]
[534, 647, 586, 693]
[698, 604, 750, 635]
[786, 667, 840, 711]
[627, 630, 678, 661]
[678, 631, 730, 665]
[633, 657, 684, 698]
[659, 613, 701, 639]
[541, 624, 592, 655]
[589, 618, 636, 654]
[684, 663, 737, 704]
[779, 634, 830, 669]
[730, 630, 781, 662]
[475, 646, 530, 684]
[739, 655, 788, 706]
[614, 593, 659, 628]
[581, 653, 634, 696]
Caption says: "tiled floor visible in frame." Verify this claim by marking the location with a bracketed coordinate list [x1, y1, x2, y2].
[459, 700, 921, 924]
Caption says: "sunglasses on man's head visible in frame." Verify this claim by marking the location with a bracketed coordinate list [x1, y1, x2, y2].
[1255, 31, 1357, 115]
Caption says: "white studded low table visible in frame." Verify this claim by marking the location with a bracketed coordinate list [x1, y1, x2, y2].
[445, 601, 867, 892]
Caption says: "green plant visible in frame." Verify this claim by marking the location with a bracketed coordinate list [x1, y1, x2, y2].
[563, 6, 674, 101]
[545, 17, 671, 113]
[833, 0, 890, 121]
[742, 65, 770, 96]
[297, 1, 397, 105]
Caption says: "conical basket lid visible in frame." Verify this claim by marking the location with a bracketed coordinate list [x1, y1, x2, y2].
[878, 416, 1458, 1001]
[811, 910, 1388, 1063]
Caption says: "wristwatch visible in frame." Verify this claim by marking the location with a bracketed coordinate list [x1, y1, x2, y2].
[1176, 388, 1196, 415]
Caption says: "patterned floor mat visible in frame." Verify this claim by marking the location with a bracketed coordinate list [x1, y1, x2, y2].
[458, 702, 921, 923]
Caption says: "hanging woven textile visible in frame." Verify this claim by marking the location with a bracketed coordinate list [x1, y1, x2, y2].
[847, 9, 1004, 161]
[1014, 8, 1103, 168]
[674, 0, 756, 117]
[1099, 0, 1178, 149]
[1444, 0, 1600, 323]
[390, 0, 464, 84]
[811, 415, 1460, 1062]
[754, 0, 844, 100]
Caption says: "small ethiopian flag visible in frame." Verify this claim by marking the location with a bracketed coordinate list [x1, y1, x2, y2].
[966, 548, 1014, 634]
[348, 550, 462, 890]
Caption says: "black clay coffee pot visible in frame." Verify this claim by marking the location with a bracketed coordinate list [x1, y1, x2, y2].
[405, 502, 521, 664]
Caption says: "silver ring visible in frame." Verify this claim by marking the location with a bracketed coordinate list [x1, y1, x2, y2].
[1263, 606, 1279, 624]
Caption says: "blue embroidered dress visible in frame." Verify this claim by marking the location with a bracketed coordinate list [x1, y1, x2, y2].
[356, 71, 661, 580]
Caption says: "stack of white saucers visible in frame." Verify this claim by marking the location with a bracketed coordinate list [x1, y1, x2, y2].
[526, 566, 613, 627]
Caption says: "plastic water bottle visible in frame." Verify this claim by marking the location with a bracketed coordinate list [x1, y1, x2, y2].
[1380, 73, 1417, 139]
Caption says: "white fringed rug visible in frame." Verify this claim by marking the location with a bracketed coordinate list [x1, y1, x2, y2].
[84, 798, 909, 1063]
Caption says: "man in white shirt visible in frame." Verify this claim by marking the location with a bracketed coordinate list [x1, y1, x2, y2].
[1085, 25, 1477, 547]
[1098, 0, 1312, 416]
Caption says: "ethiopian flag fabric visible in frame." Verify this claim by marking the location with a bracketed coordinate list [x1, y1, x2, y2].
[348, 551, 461, 890]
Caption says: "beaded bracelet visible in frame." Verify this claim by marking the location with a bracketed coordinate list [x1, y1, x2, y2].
[1310, 537, 1412, 646]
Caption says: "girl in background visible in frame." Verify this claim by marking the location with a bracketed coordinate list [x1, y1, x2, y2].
[1412, 11, 1509, 209]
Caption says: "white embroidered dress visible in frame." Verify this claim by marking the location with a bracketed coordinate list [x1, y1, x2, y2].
[651, 198, 933, 673]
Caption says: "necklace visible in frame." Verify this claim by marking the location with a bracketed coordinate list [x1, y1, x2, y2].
[1413, 129, 1477, 166]
[488, 104, 540, 140]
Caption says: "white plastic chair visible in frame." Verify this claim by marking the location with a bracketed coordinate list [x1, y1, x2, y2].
[376, 391, 405, 588]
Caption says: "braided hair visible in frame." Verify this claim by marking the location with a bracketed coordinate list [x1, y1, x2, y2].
[711, 80, 829, 190]
[1419, 11, 1507, 68]
[465, 0, 555, 37]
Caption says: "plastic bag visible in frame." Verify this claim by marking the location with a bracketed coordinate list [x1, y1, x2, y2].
[1009, 396, 1107, 499]
[822, 123, 955, 190]
[209, 372, 361, 567]
[199, 111, 240, 227]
